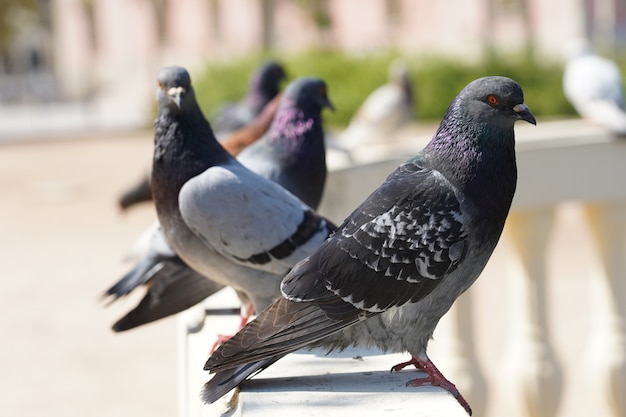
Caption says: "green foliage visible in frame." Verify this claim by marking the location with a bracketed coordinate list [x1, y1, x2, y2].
[0, 0, 39, 48]
[193, 49, 574, 127]
[412, 52, 575, 120]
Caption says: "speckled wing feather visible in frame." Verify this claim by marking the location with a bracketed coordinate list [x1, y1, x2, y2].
[283, 157, 468, 311]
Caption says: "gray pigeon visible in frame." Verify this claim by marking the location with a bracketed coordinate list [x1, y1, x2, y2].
[147, 66, 335, 321]
[105, 77, 334, 330]
[237, 76, 333, 208]
[339, 60, 415, 148]
[213, 60, 287, 137]
[202, 76, 536, 415]
[104, 223, 224, 332]
[563, 39, 626, 135]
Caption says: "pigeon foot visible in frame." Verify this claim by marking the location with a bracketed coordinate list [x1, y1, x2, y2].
[392, 355, 472, 416]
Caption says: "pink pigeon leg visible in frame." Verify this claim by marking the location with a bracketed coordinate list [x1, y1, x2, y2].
[392, 355, 472, 416]
[209, 305, 256, 354]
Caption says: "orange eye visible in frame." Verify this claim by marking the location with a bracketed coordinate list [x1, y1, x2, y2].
[487, 95, 499, 105]
[157, 81, 163, 89]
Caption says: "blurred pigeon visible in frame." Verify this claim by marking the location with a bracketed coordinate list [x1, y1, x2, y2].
[116, 93, 282, 212]
[237, 76, 333, 208]
[563, 39, 626, 135]
[220, 93, 282, 156]
[140, 66, 335, 324]
[106, 226, 224, 332]
[118, 168, 153, 210]
[202, 76, 536, 415]
[339, 60, 415, 148]
[213, 61, 287, 137]
[105, 77, 334, 330]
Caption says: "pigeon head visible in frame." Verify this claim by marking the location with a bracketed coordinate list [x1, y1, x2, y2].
[282, 77, 335, 112]
[426, 76, 534, 211]
[156, 66, 196, 115]
[253, 61, 287, 94]
[246, 61, 288, 113]
[455, 76, 536, 128]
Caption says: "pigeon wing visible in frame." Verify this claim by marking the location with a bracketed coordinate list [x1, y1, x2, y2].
[178, 163, 326, 274]
[283, 159, 469, 313]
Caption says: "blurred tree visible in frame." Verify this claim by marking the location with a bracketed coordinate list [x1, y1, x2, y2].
[292, 0, 332, 47]
[0, 0, 39, 49]
[293, 0, 331, 29]
[0, 0, 50, 75]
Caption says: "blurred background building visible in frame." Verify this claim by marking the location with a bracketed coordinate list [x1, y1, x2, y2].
[1, 0, 624, 114]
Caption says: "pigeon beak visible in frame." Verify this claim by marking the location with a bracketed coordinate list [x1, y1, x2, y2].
[513, 103, 536, 125]
[322, 96, 335, 112]
[167, 86, 186, 109]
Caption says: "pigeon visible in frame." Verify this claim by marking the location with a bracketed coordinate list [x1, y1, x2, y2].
[118, 168, 153, 210]
[220, 93, 282, 156]
[237, 76, 333, 208]
[104, 222, 225, 332]
[339, 60, 415, 148]
[563, 38, 626, 135]
[201, 76, 536, 415]
[212, 60, 287, 137]
[116, 92, 282, 212]
[145, 66, 335, 322]
[105, 76, 334, 331]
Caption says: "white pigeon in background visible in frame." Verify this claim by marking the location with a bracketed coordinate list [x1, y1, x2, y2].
[339, 60, 415, 148]
[563, 38, 626, 136]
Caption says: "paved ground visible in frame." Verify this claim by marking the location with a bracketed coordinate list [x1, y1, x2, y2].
[0, 132, 177, 417]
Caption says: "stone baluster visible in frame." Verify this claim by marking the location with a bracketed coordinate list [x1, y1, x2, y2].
[177, 302, 211, 417]
[500, 208, 562, 417]
[582, 203, 626, 417]
[433, 292, 487, 416]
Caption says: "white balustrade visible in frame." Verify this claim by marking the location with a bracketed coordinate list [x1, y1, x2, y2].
[500, 209, 562, 417]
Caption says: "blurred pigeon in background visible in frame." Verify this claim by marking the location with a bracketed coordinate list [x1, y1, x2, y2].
[237, 76, 333, 208]
[202, 76, 536, 416]
[220, 93, 282, 156]
[563, 38, 626, 136]
[104, 68, 335, 331]
[104, 226, 224, 332]
[118, 168, 153, 211]
[339, 60, 415, 148]
[117, 92, 282, 212]
[212, 60, 287, 138]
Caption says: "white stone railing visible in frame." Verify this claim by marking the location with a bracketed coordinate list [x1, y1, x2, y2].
[178, 120, 626, 417]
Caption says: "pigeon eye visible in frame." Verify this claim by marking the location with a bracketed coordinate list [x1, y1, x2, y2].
[487, 95, 499, 105]
[157, 81, 164, 89]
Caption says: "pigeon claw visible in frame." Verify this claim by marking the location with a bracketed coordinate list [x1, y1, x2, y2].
[390, 357, 424, 372]
[394, 355, 472, 416]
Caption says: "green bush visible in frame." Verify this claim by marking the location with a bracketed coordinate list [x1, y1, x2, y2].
[193, 49, 575, 128]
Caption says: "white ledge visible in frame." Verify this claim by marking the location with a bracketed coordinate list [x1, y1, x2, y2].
[180, 289, 468, 417]
[217, 348, 468, 417]
[320, 119, 626, 222]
